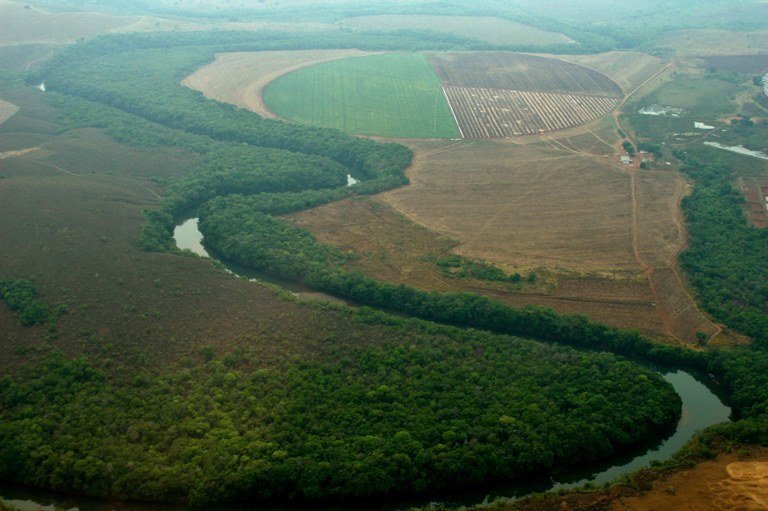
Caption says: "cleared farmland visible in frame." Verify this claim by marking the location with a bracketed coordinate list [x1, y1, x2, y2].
[444, 86, 618, 137]
[431, 53, 622, 138]
[338, 15, 575, 46]
[182, 50, 378, 119]
[0, 1, 140, 45]
[428, 52, 623, 97]
[263, 53, 460, 138]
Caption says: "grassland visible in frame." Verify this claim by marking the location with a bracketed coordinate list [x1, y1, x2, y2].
[263, 53, 460, 138]
[338, 15, 575, 46]
[623, 68, 748, 143]
[656, 29, 768, 57]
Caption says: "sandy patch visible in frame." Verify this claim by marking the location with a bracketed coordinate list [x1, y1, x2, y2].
[610, 449, 768, 511]
[0, 146, 40, 159]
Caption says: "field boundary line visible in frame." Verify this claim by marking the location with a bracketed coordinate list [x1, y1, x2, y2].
[441, 86, 463, 139]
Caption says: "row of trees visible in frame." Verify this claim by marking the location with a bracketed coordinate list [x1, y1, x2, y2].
[198, 196, 702, 369]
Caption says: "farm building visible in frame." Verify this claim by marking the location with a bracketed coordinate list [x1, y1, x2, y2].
[620, 155, 632, 164]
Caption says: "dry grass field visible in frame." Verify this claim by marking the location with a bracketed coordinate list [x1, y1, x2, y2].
[382, 139, 638, 272]
[182, 50, 378, 119]
[551, 51, 667, 95]
[0, 0, 141, 45]
[338, 15, 575, 46]
[606, 449, 768, 511]
[291, 128, 722, 343]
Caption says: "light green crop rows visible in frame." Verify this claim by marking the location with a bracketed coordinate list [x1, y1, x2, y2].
[263, 53, 460, 138]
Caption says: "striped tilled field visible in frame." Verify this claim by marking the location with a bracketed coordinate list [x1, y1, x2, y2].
[444, 86, 619, 138]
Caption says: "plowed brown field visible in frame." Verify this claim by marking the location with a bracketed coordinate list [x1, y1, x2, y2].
[429, 52, 623, 97]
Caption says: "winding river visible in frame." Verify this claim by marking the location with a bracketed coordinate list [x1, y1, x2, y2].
[0, 224, 731, 511]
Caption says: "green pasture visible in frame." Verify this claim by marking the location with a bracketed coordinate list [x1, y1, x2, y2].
[263, 53, 460, 138]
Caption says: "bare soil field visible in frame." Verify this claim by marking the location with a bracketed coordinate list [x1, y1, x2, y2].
[428, 52, 624, 97]
[551, 51, 667, 95]
[608, 449, 768, 511]
[489, 447, 768, 511]
[291, 195, 670, 339]
[657, 29, 768, 57]
[338, 15, 575, 46]
[381, 139, 638, 272]
[444, 86, 618, 137]
[182, 50, 378, 118]
[739, 178, 768, 229]
[291, 127, 719, 341]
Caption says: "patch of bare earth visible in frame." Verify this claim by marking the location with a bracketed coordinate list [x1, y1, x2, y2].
[382, 139, 638, 273]
[181, 50, 379, 118]
[0, 99, 18, 126]
[609, 449, 768, 511]
[484, 448, 768, 511]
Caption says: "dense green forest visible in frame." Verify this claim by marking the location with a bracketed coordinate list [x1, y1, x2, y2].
[677, 157, 768, 349]
[2, 25, 768, 507]
[0, 321, 680, 504]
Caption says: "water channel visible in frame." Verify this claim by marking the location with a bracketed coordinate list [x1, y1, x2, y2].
[0, 222, 731, 511]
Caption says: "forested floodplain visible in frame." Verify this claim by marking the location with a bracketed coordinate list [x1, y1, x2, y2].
[0, 29, 695, 505]
[1, 17, 768, 510]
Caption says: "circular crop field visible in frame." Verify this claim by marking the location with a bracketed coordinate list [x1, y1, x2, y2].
[263, 52, 623, 139]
